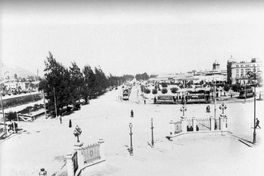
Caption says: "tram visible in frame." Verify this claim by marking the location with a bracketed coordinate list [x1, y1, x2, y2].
[154, 95, 175, 104]
[185, 89, 211, 104]
[122, 89, 129, 100]
[238, 86, 254, 99]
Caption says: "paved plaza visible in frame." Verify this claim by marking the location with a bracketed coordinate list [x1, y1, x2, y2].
[1, 87, 264, 176]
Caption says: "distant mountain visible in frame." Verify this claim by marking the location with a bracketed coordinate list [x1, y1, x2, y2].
[1, 63, 36, 79]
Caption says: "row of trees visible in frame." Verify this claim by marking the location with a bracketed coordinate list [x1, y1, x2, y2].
[39, 52, 130, 117]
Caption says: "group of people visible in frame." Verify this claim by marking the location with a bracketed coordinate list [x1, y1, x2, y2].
[187, 125, 199, 132]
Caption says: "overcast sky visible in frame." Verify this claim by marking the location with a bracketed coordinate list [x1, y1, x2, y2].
[1, 0, 264, 76]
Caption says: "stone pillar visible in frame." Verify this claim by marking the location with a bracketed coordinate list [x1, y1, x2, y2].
[66, 153, 75, 176]
[98, 139, 106, 161]
[192, 117, 196, 132]
[170, 120, 175, 135]
[222, 116, 228, 131]
[74, 143, 84, 170]
[219, 116, 224, 131]
[210, 117, 214, 131]
[181, 117, 187, 133]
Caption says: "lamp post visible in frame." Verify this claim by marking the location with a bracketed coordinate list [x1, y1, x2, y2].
[129, 123, 133, 155]
[180, 105, 187, 117]
[150, 118, 154, 147]
[219, 103, 227, 129]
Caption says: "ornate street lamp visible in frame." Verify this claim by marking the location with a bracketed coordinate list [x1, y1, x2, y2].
[219, 103, 227, 129]
[129, 123, 133, 155]
[180, 105, 187, 117]
[73, 125, 82, 143]
[39, 168, 47, 176]
[219, 103, 227, 115]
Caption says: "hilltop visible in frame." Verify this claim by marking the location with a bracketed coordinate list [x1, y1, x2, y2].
[1, 63, 36, 79]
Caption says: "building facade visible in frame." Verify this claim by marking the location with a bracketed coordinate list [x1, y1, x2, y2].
[227, 58, 262, 85]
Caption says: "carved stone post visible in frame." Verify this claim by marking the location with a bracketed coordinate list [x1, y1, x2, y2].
[210, 117, 215, 131]
[66, 153, 75, 176]
[98, 139, 105, 161]
[192, 117, 196, 132]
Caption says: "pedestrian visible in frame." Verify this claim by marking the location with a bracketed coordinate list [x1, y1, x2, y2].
[196, 125, 199, 131]
[59, 116, 62, 124]
[144, 99, 146, 104]
[255, 118, 261, 129]
[131, 110, 134, 117]
[69, 119, 72, 128]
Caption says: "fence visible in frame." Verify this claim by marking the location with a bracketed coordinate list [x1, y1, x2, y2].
[81, 143, 101, 164]
[196, 118, 211, 131]
[66, 139, 105, 176]
[169, 115, 228, 135]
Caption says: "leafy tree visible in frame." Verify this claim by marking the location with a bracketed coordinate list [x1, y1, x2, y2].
[161, 88, 168, 94]
[161, 82, 167, 87]
[223, 84, 230, 92]
[93, 66, 109, 96]
[14, 74, 18, 80]
[144, 88, 150, 94]
[69, 62, 84, 106]
[123, 74, 134, 81]
[152, 89, 157, 94]
[39, 52, 71, 117]
[170, 87, 178, 93]
[231, 84, 242, 92]
[82, 65, 96, 102]
[135, 72, 149, 81]
[149, 74, 158, 79]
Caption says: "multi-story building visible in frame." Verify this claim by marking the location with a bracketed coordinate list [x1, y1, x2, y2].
[193, 61, 227, 83]
[227, 58, 262, 85]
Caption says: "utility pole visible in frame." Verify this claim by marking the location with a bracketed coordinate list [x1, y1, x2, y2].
[253, 65, 257, 144]
[53, 87, 58, 118]
[42, 90, 47, 118]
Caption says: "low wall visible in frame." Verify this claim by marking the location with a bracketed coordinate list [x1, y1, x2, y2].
[66, 139, 105, 176]
[169, 115, 228, 137]
[1, 93, 42, 109]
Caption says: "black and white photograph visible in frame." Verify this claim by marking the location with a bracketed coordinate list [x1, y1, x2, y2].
[0, 0, 264, 176]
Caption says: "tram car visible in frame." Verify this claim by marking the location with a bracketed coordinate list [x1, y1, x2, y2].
[185, 89, 211, 104]
[238, 86, 254, 99]
[154, 95, 175, 104]
[122, 89, 129, 100]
